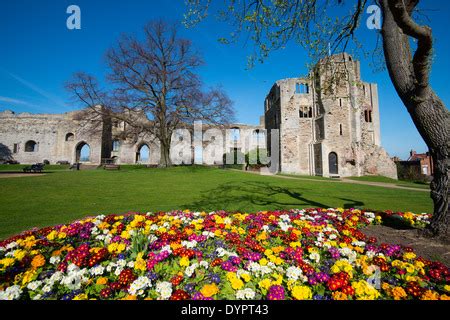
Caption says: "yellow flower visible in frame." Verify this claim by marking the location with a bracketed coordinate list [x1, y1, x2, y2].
[256, 232, 267, 241]
[73, 294, 88, 300]
[273, 246, 284, 254]
[179, 256, 190, 267]
[440, 295, 450, 300]
[421, 290, 439, 300]
[121, 295, 138, 300]
[258, 279, 272, 291]
[259, 258, 268, 266]
[13, 250, 26, 261]
[291, 286, 312, 300]
[58, 232, 67, 240]
[241, 273, 251, 283]
[403, 252, 417, 260]
[46, 230, 58, 241]
[227, 273, 244, 290]
[21, 270, 36, 287]
[31, 254, 45, 269]
[391, 287, 407, 300]
[444, 285, 450, 293]
[96, 277, 108, 285]
[352, 280, 380, 300]
[332, 292, 348, 300]
[331, 260, 353, 278]
[200, 284, 219, 297]
[405, 264, 415, 274]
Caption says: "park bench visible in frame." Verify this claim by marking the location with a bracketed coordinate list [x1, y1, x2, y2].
[104, 164, 120, 170]
[23, 163, 45, 173]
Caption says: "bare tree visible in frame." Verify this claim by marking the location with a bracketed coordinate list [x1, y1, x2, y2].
[67, 20, 234, 167]
[185, 0, 449, 238]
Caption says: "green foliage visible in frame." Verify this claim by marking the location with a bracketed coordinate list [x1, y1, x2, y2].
[130, 231, 149, 259]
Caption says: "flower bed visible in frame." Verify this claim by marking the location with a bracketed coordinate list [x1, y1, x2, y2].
[0, 208, 448, 300]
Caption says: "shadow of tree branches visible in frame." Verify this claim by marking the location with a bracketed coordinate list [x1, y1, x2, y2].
[185, 181, 365, 212]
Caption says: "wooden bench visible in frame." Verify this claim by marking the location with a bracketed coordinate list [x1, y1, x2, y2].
[23, 163, 45, 173]
[104, 164, 121, 170]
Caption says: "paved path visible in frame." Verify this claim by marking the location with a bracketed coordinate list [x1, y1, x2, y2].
[229, 169, 429, 192]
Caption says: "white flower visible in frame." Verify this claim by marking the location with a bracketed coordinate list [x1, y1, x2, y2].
[278, 221, 291, 232]
[0, 285, 22, 300]
[90, 265, 105, 276]
[61, 265, 89, 290]
[156, 281, 172, 300]
[182, 240, 198, 249]
[6, 242, 18, 250]
[286, 266, 303, 281]
[114, 267, 124, 277]
[247, 262, 261, 274]
[236, 288, 256, 300]
[185, 263, 198, 277]
[260, 266, 272, 276]
[127, 261, 135, 268]
[27, 281, 42, 291]
[32, 294, 42, 300]
[42, 284, 53, 293]
[329, 234, 337, 240]
[49, 256, 61, 265]
[129, 276, 152, 296]
[116, 259, 127, 268]
[309, 253, 321, 264]
[199, 261, 209, 269]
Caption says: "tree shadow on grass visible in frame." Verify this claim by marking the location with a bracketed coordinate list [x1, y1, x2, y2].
[185, 181, 363, 212]
[337, 198, 365, 210]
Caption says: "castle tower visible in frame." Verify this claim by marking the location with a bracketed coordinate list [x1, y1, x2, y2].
[264, 53, 397, 179]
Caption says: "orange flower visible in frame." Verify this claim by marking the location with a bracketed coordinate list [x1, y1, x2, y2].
[31, 254, 45, 269]
[200, 284, 219, 297]
[96, 277, 108, 285]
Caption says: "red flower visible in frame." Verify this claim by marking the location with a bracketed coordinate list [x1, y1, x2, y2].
[170, 290, 190, 300]
[118, 269, 137, 287]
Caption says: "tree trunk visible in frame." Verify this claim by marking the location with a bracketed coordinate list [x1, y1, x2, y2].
[159, 139, 172, 168]
[407, 94, 449, 238]
[380, 0, 449, 238]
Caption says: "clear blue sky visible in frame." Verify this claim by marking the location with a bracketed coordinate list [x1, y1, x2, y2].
[0, 0, 449, 160]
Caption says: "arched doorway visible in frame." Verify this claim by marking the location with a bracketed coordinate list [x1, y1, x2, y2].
[76, 142, 91, 163]
[136, 144, 150, 164]
[329, 152, 338, 175]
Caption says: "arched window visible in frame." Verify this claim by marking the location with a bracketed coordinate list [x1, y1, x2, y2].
[25, 140, 37, 152]
[65, 133, 74, 142]
[76, 142, 91, 162]
[231, 128, 240, 142]
[136, 144, 150, 164]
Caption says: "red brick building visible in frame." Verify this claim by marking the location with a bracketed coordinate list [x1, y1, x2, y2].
[405, 150, 434, 176]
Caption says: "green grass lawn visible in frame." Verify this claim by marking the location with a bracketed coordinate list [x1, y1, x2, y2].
[0, 166, 433, 240]
[347, 176, 430, 189]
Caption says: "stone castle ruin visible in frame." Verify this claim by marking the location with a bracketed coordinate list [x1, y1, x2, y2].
[0, 53, 397, 178]
[264, 53, 397, 179]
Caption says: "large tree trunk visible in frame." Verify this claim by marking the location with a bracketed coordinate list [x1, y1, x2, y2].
[159, 139, 172, 168]
[380, 0, 449, 238]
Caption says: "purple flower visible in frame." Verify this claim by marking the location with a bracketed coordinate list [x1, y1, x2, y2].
[221, 261, 238, 272]
[209, 273, 221, 284]
[267, 285, 285, 300]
